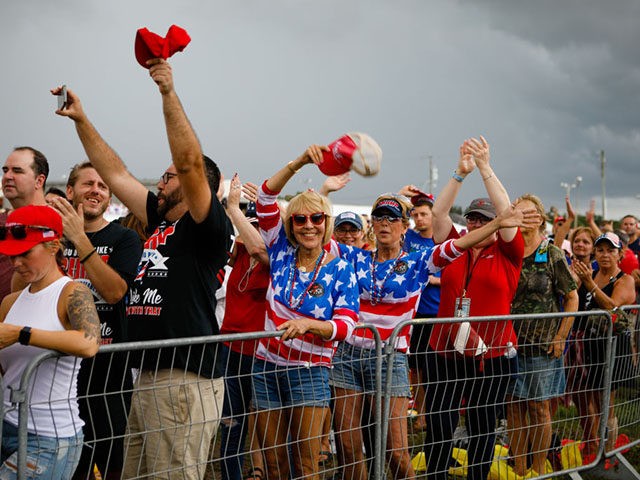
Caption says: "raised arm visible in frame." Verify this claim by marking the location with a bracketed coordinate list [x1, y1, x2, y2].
[147, 59, 211, 224]
[453, 204, 539, 250]
[464, 136, 516, 242]
[552, 196, 574, 248]
[432, 144, 476, 243]
[226, 174, 268, 265]
[53, 87, 149, 224]
[266, 145, 328, 194]
[585, 199, 602, 237]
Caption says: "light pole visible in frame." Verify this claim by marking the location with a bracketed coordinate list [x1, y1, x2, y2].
[560, 179, 580, 225]
[573, 176, 582, 227]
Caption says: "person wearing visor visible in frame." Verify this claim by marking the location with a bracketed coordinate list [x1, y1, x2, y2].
[570, 231, 635, 462]
[255, 146, 359, 480]
[0, 205, 100, 479]
[333, 211, 369, 249]
[425, 136, 527, 480]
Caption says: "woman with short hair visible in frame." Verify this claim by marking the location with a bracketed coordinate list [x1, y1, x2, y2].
[254, 146, 360, 480]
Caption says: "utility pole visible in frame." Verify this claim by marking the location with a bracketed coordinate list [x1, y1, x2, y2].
[428, 156, 438, 194]
[600, 150, 607, 219]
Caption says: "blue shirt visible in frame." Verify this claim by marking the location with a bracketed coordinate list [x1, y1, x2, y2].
[403, 229, 440, 316]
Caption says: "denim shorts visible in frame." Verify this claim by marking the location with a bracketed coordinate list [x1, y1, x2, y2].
[507, 354, 565, 401]
[330, 342, 411, 397]
[0, 420, 83, 480]
[252, 358, 331, 409]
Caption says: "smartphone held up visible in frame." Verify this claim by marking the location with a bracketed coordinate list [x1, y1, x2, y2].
[57, 85, 68, 110]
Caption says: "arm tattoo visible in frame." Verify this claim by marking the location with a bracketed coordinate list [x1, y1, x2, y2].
[67, 285, 101, 345]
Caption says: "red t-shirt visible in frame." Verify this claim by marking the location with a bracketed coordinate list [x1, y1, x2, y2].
[619, 248, 639, 275]
[429, 226, 524, 358]
[221, 243, 270, 355]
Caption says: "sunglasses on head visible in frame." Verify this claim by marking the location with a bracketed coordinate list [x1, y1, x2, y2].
[291, 212, 326, 226]
[161, 172, 178, 184]
[0, 225, 53, 240]
[371, 214, 401, 223]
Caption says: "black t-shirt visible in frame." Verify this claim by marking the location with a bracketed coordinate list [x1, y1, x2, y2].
[63, 221, 142, 397]
[126, 191, 232, 377]
[62, 221, 143, 344]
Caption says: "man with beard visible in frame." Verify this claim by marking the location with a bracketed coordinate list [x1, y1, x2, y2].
[49, 162, 142, 480]
[53, 58, 232, 479]
[0, 147, 50, 300]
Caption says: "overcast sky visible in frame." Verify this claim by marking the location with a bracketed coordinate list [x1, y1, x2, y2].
[2, 0, 638, 220]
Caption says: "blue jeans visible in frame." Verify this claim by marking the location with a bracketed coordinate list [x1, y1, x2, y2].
[220, 345, 256, 480]
[330, 342, 411, 397]
[0, 421, 83, 480]
[252, 359, 331, 409]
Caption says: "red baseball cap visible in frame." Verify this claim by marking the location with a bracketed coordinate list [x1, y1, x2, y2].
[0, 205, 62, 256]
[319, 133, 382, 177]
[409, 189, 435, 207]
[135, 25, 191, 69]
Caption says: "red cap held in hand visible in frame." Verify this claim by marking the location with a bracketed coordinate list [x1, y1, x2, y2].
[135, 25, 191, 68]
[319, 132, 382, 177]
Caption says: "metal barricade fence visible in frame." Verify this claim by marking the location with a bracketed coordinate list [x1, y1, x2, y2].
[2, 326, 385, 480]
[387, 310, 640, 480]
[2, 312, 640, 479]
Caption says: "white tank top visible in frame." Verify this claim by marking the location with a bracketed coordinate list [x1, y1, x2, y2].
[0, 276, 84, 437]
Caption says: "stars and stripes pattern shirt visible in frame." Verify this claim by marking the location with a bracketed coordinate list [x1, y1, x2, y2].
[335, 242, 433, 352]
[256, 182, 360, 367]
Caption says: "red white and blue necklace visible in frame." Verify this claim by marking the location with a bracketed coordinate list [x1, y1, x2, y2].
[369, 248, 405, 305]
[287, 248, 326, 310]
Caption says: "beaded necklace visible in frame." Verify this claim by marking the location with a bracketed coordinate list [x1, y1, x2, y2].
[369, 248, 405, 305]
[287, 248, 326, 310]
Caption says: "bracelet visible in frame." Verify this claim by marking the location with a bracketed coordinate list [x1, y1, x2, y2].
[589, 286, 598, 296]
[452, 171, 465, 183]
[287, 161, 300, 174]
[482, 173, 494, 181]
[80, 248, 97, 264]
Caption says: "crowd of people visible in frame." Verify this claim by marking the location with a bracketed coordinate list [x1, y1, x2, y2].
[0, 54, 637, 480]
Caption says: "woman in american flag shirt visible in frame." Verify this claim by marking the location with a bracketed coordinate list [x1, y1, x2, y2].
[329, 190, 538, 480]
[254, 145, 359, 480]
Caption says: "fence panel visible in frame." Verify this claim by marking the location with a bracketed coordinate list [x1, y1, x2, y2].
[603, 305, 640, 462]
[2, 311, 640, 479]
[387, 311, 623, 480]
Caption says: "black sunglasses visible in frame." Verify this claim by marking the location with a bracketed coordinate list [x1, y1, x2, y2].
[291, 213, 326, 226]
[0, 225, 53, 240]
[371, 214, 401, 223]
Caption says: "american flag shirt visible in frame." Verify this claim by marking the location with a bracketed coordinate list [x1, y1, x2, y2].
[334, 242, 433, 352]
[256, 183, 360, 367]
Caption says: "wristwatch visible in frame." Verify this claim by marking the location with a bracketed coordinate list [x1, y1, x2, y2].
[18, 326, 32, 346]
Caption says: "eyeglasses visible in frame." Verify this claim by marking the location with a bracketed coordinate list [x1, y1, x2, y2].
[161, 172, 178, 184]
[466, 214, 491, 225]
[371, 214, 401, 224]
[291, 213, 326, 226]
[335, 227, 361, 234]
[0, 225, 53, 240]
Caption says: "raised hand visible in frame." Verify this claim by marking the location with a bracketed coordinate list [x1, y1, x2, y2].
[498, 205, 541, 229]
[147, 58, 174, 95]
[228, 173, 243, 209]
[320, 173, 351, 196]
[464, 136, 491, 170]
[242, 182, 259, 203]
[51, 86, 86, 122]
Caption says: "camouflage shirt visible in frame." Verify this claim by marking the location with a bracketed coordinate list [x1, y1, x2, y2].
[511, 239, 577, 355]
